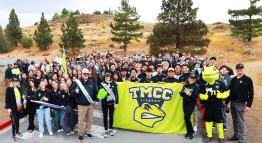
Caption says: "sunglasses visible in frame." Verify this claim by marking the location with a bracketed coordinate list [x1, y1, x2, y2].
[82, 73, 89, 75]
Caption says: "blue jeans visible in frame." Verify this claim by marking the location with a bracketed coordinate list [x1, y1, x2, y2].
[37, 107, 52, 134]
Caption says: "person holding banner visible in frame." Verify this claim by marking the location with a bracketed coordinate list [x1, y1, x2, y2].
[5, 78, 24, 141]
[51, 80, 63, 133]
[34, 80, 53, 138]
[180, 71, 199, 140]
[72, 68, 98, 142]
[97, 72, 119, 138]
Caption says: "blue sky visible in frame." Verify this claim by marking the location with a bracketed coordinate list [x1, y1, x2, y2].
[0, 0, 260, 28]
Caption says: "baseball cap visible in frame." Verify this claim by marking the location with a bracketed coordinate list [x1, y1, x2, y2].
[236, 63, 244, 69]
[188, 71, 197, 79]
[168, 68, 175, 72]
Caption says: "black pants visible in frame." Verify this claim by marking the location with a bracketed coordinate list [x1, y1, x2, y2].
[183, 102, 195, 135]
[27, 107, 36, 130]
[102, 104, 115, 130]
[10, 110, 21, 136]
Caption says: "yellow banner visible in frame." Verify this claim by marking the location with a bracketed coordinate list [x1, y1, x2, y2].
[114, 82, 189, 134]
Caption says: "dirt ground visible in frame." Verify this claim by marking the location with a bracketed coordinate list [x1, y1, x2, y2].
[0, 18, 261, 142]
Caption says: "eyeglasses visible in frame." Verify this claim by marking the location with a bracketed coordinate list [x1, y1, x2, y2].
[82, 73, 89, 75]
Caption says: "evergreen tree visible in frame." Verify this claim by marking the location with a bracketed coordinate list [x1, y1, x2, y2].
[148, 0, 209, 55]
[52, 13, 60, 20]
[93, 10, 102, 15]
[61, 8, 70, 17]
[5, 9, 22, 46]
[0, 26, 11, 53]
[34, 13, 53, 50]
[59, 14, 85, 55]
[228, 0, 262, 42]
[110, 0, 143, 52]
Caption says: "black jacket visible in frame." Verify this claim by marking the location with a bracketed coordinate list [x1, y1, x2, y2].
[139, 77, 154, 83]
[180, 83, 199, 104]
[24, 87, 37, 109]
[226, 74, 254, 107]
[152, 74, 167, 83]
[51, 89, 62, 106]
[179, 73, 189, 83]
[71, 78, 98, 106]
[33, 89, 52, 109]
[5, 87, 24, 111]
[61, 90, 77, 109]
[163, 77, 179, 83]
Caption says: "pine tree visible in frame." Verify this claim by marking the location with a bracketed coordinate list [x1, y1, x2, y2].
[59, 14, 85, 55]
[5, 9, 22, 46]
[0, 26, 11, 53]
[148, 0, 209, 55]
[34, 13, 53, 50]
[110, 0, 143, 52]
[228, 0, 262, 42]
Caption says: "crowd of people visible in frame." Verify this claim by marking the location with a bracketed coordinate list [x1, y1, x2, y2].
[4, 52, 254, 143]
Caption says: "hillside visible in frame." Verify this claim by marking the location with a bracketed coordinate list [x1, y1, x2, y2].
[0, 14, 262, 142]
[0, 14, 153, 60]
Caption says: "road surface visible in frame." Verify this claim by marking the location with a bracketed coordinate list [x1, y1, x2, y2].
[0, 108, 202, 143]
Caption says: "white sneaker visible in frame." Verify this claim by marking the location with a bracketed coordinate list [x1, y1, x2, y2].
[109, 129, 114, 136]
[49, 132, 53, 136]
[39, 133, 43, 138]
[193, 125, 198, 132]
[66, 131, 75, 136]
[57, 129, 63, 133]
[103, 131, 109, 138]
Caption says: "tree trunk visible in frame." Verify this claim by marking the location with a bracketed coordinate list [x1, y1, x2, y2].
[248, 15, 252, 42]
[124, 43, 127, 52]
[176, 34, 181, 49]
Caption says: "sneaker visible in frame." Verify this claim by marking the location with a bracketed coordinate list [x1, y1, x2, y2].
[16, 132, 23, 137]
[218, 138, 224, 143]
[188, 134, 195, 140]
[78, 135, 83, 142]
[66, 130, 75, 136]
[103, 130, 109, 138]
[12, 136, 16, 141]
[49, 132, 53, 136]
[57, 129, 62, 133]
[206, 137, 212, 142]
[223, 126, 227, 131]
[84, 133, 93, 139]
[109, 129, 114, 136]
[185, 133, 190, 139]
[70, 130, 75, 135]
[39, 133, 43, 138]
[227, 136, 239, 141]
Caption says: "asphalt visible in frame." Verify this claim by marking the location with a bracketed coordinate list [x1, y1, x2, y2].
[0, 109, 203, 143]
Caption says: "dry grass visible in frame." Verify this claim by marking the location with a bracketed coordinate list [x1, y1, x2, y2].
[0, 15, 261, 142]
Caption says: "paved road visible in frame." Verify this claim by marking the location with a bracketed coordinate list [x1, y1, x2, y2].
[0, 109, 202, 143]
